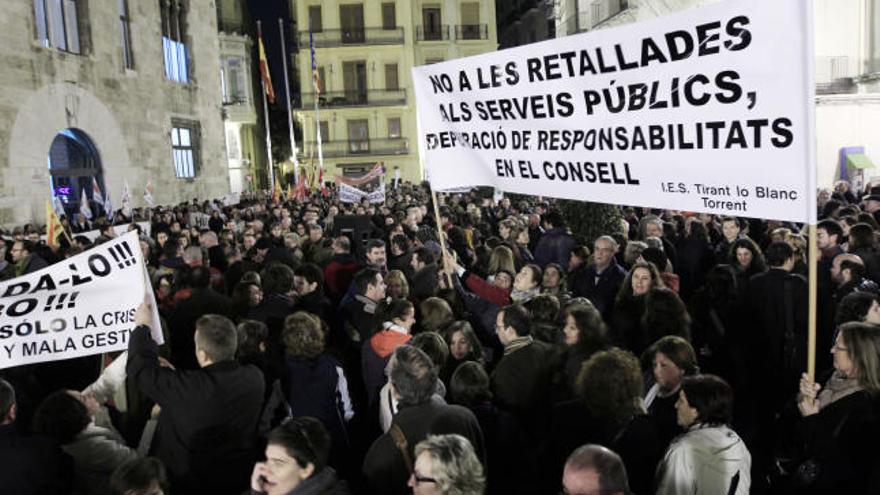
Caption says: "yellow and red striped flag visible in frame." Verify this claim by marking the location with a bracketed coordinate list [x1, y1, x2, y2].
[45, 200, 66, 247]
[258, 32, 276, 104]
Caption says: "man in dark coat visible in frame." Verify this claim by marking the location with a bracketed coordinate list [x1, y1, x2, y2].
[533, 211, 576, 268]
[490, 304, 553, 440]
[10, 240, 48, 277]
[570, 236, 626, 320]
[128, 310, 265, 495]
[362, 346, 484, 495]
[323, 236, 360, 303]
[294, 262, 333, 325]
[168, 265, 233, 370]
[342, 269, 386, 343]
[247, 262, 297, 341]
[0, 378, 73, 495]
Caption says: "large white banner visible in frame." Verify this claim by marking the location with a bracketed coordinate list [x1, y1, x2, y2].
[0, 232, 162, 369]
[413, 0, 816, 222]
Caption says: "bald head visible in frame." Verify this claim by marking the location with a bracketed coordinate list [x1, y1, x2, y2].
[562, 444, 629, 495]
[832, 253, 865, 285]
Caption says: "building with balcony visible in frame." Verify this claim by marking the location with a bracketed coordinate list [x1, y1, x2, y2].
[290, 0, 497, 183]
[553, 0, 880, 188]
[216, 0, 267, 194]
[0, 0, 231, 226]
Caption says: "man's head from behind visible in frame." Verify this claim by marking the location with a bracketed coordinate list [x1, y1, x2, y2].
[194, 315, 238, 367]
[390, 345, 438, 407]
[562, 444, 630, 495]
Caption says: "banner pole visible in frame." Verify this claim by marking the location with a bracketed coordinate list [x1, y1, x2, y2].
[431, 188, 452, 286]
[807, 226, 817, 380]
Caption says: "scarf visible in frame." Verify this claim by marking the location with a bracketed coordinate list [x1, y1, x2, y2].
[510, 286, 540, 303]
[504, 335, 534, 356]
[383, 321, 408, 335]
[818, 370, 863, 411]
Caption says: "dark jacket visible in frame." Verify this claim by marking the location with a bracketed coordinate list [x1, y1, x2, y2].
[168, 287, 233, 370]
[285, 355, 349, 453]
[544, 400, 662, 495]
[323, 253, 360, 302]
[362, 330, 412, 408]
[0, 424, 73, 495]
[295, 290, 334, 325]
[127, 326, 265, 494]
[251, 466, 351, 495]
[796, 390, 880, 494]
[342, 295, 381, 343]
[490, 338, 553, 437]
[570, 260, 626, 320]
[248, 292, 297, 344]
[533, 227, 575, 268]
[747, 268, 808, 400]
[362, 398, 485, 495]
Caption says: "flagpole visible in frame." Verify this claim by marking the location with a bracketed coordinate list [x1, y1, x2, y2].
[257, 20, 276, 196]
[279, 18, 299, 183]
[309, 31, 325, 176]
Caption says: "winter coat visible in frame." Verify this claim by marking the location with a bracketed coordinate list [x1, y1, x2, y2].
[63, 424, 139, 495]
[533, 227, 576, 268]
[655, 424, 751, 495]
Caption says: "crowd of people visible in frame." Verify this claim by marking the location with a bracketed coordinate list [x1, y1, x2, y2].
[2, 179, 880, 494]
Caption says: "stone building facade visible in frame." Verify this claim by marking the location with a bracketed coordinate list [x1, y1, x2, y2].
[0, 0, 229, 227]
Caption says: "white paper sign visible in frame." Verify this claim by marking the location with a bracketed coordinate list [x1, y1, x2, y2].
[413, 0, 815, 222]
[0, 232, 162, 369]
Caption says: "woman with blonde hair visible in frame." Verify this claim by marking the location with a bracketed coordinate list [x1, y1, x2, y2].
[487, 245, 516, 277]
[419, 297, 455, 334]
[385, 269, 410, 299]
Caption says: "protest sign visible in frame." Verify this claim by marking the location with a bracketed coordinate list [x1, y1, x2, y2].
[336, 163, 387, 204]
[0, 232, 162, 369]
[74, 221, 151, 243]
[413, 0, 815, 222]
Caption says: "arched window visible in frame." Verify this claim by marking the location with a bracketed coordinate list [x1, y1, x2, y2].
[48, 128, 105, 220]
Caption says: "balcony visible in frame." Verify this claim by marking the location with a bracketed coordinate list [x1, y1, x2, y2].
[298, 27, 404, 48]
[218, 18, 247, 35]
[222, 96, 256, 123]
[816, 56, 857, 94]
[561, 10, 591, 36]
[416, 25, 450, 41]
[455, 24, 488, 40]
[591, 0, 629, 28]
[298, 89, 407, 109]
[303, 138, 409, 158]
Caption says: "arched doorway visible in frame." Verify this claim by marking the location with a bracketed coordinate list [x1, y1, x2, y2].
[48, 128, 105, 220]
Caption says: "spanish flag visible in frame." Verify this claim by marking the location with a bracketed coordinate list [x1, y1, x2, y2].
[258, 33, 276, 104]
[45, 200, 66, 247]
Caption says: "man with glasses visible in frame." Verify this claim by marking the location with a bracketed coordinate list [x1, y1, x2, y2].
[10, 239, 48, 277]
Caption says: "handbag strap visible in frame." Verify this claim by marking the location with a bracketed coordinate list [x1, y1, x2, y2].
[390, 424, 414, 474]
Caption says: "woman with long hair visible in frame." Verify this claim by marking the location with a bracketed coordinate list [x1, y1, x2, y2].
[487, 245, 516, 279]
[440, 321, 485, 385]
[611, 261, 665, 353]
[795, 323, 880, 493]
[729, 237, 767, 296]
[555, 302, 608, 400]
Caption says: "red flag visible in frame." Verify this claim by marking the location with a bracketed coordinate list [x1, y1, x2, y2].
[319, 168, 328, 197]
[258, 33, 276, 104]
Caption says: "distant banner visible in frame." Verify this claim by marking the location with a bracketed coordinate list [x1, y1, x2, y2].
[336, 163, 385, 187]
[338, 181, 386, 204]
[74, 222, 151, 243]
[413, 0, 815, 222]
[0, 232, 162, 369]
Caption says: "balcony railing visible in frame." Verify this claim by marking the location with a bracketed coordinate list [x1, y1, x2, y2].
[218, 18, 247, 35]
[298, 27, 404, 48]
[303, 138, 409, 158]
[816, 56, 856, 94]
[591, 0, 628, 28]
[455, 24, 488, 40]
[298, 89, 407, 109]
[416, 25, 450, 41]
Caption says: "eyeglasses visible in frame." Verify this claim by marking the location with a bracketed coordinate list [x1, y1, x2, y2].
[412, 472, 437, 484]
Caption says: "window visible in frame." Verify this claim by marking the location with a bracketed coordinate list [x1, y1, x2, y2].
[871, 0, 880, 72]
[347, 120, 370, 153]
[119, 0, 133, 68]
[308, 5, 322, 32]
[34, 0, 81, 53]
[422, 7, 442, 40]
[382, 3, 396, 30]
[315, 66, 326, 93]
[459, 3, 481, 40]
[225, 56, 247, 103]
[388, 117, 401, 138]
[318, 121, 329, 141]
[171, 121, 199, 178]
[384, 63, 399, 90]
[340, 4, 365, 44]
[160, 0, 188, 83]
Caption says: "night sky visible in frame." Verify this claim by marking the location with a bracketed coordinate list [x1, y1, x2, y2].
[248, 0, 292, 106]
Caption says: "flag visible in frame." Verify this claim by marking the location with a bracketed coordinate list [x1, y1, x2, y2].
[310, 31, 320, 94]
[45, 200, 66, 247]
[293, 173, 308, 201]
[121, 180, 132, 218]
[143, 181, 155, 207]
[319, 168, 328, 197]
[258, 31, 276, 104]
[273, 181, 281, 204]
[51, 194, 65, 217]
[286, 182, 294, 201]
[79, 188, 92, 220]
[91, 177, 103, 205]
